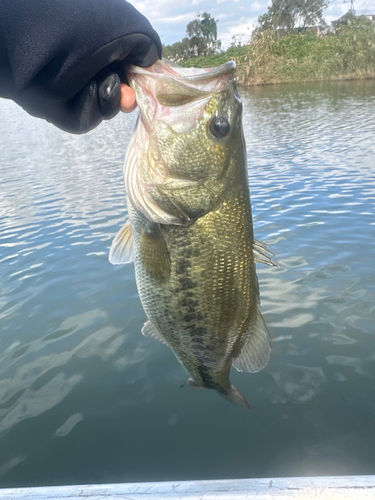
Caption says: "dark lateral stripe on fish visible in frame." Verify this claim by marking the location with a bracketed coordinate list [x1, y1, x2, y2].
[175, 259, 191, 274]
[197, 366, 217, 389]
[177, 277, 197, 291]
[184, 325, 207, 336]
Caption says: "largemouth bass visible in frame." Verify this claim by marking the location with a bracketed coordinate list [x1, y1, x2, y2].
[110, 59, 274, 409]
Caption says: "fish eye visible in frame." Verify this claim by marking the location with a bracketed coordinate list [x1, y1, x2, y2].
[209, 116, 230, 139]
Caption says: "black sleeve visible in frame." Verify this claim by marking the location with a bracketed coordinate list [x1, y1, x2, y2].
[0, 0, 162, 133]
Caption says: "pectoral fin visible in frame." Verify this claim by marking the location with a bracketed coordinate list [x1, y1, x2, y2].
[109, 221, 134, 265]
[142, 320, 168, 345]
[140, 223, 171, 282]
[232, 309, 271, 373]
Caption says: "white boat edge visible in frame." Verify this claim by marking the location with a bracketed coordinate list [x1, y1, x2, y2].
[1, 475, 375, 499]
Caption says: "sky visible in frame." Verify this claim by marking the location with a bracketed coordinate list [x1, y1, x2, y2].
[129, 0, 375, 49]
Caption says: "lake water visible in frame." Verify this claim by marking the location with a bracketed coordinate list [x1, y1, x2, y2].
[0, 80, 375, 488]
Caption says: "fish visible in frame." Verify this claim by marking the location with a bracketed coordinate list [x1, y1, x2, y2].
[109, 59, 275, 409]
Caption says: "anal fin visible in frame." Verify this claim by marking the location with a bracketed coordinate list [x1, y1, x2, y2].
[232, 309, 271, 373]
[142, 320, 168, 345]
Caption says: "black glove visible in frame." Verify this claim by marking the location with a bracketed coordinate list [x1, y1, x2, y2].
[0, 0, 162, 133]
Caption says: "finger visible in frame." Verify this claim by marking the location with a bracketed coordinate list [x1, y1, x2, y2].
[120, 84, 137, 113]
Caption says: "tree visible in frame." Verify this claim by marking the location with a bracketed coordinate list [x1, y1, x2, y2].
[163, 13, 221, 62]
[258, 0, 294, 33]
[294, 0, 329, 30]
[257, 0, 329, 34]
[186, 13, 221, 57]
[163, 38, 193, 63]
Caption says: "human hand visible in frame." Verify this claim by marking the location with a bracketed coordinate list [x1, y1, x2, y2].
[3, 0, 161, 133]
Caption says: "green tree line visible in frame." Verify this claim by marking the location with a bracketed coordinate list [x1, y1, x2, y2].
[162, 3, 375, 85]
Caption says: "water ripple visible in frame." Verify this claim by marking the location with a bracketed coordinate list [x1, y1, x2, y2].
[0, 80, 375, 485]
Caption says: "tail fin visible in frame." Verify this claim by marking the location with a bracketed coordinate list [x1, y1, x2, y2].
[219, 385, 252, 410]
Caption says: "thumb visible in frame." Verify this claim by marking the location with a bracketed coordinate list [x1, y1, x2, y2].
[98, 72, 121, 119]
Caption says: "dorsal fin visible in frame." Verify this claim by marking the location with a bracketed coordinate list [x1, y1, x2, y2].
[232, 309, 271, 373]
[109, 221, 134, 265]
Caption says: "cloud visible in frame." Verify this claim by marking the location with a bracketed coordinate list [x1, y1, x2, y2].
[216, 13, 231, 20]
[157, 12, 197, 24]
[129, 0, 375, 50]
[250, 1, 263, 11]
[220, 18, 257, 49]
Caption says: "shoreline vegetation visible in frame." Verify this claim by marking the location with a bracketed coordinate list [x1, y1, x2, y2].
[179, 18, 375, 86]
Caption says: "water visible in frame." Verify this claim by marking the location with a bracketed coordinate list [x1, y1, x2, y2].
[0, 80, 375, 487]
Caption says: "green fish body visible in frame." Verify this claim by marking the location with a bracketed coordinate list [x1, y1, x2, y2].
[110, 60, 273, 409]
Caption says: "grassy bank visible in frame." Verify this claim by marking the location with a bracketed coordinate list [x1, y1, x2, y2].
[180, 18, 375, 85]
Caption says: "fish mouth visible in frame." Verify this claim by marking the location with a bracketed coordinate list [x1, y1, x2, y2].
[127, 59, 236, 85]
[126, 59, 237, 111]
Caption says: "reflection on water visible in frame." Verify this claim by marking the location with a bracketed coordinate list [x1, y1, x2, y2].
[0, 80, 375, 486]
[270, 364, 326, 404]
